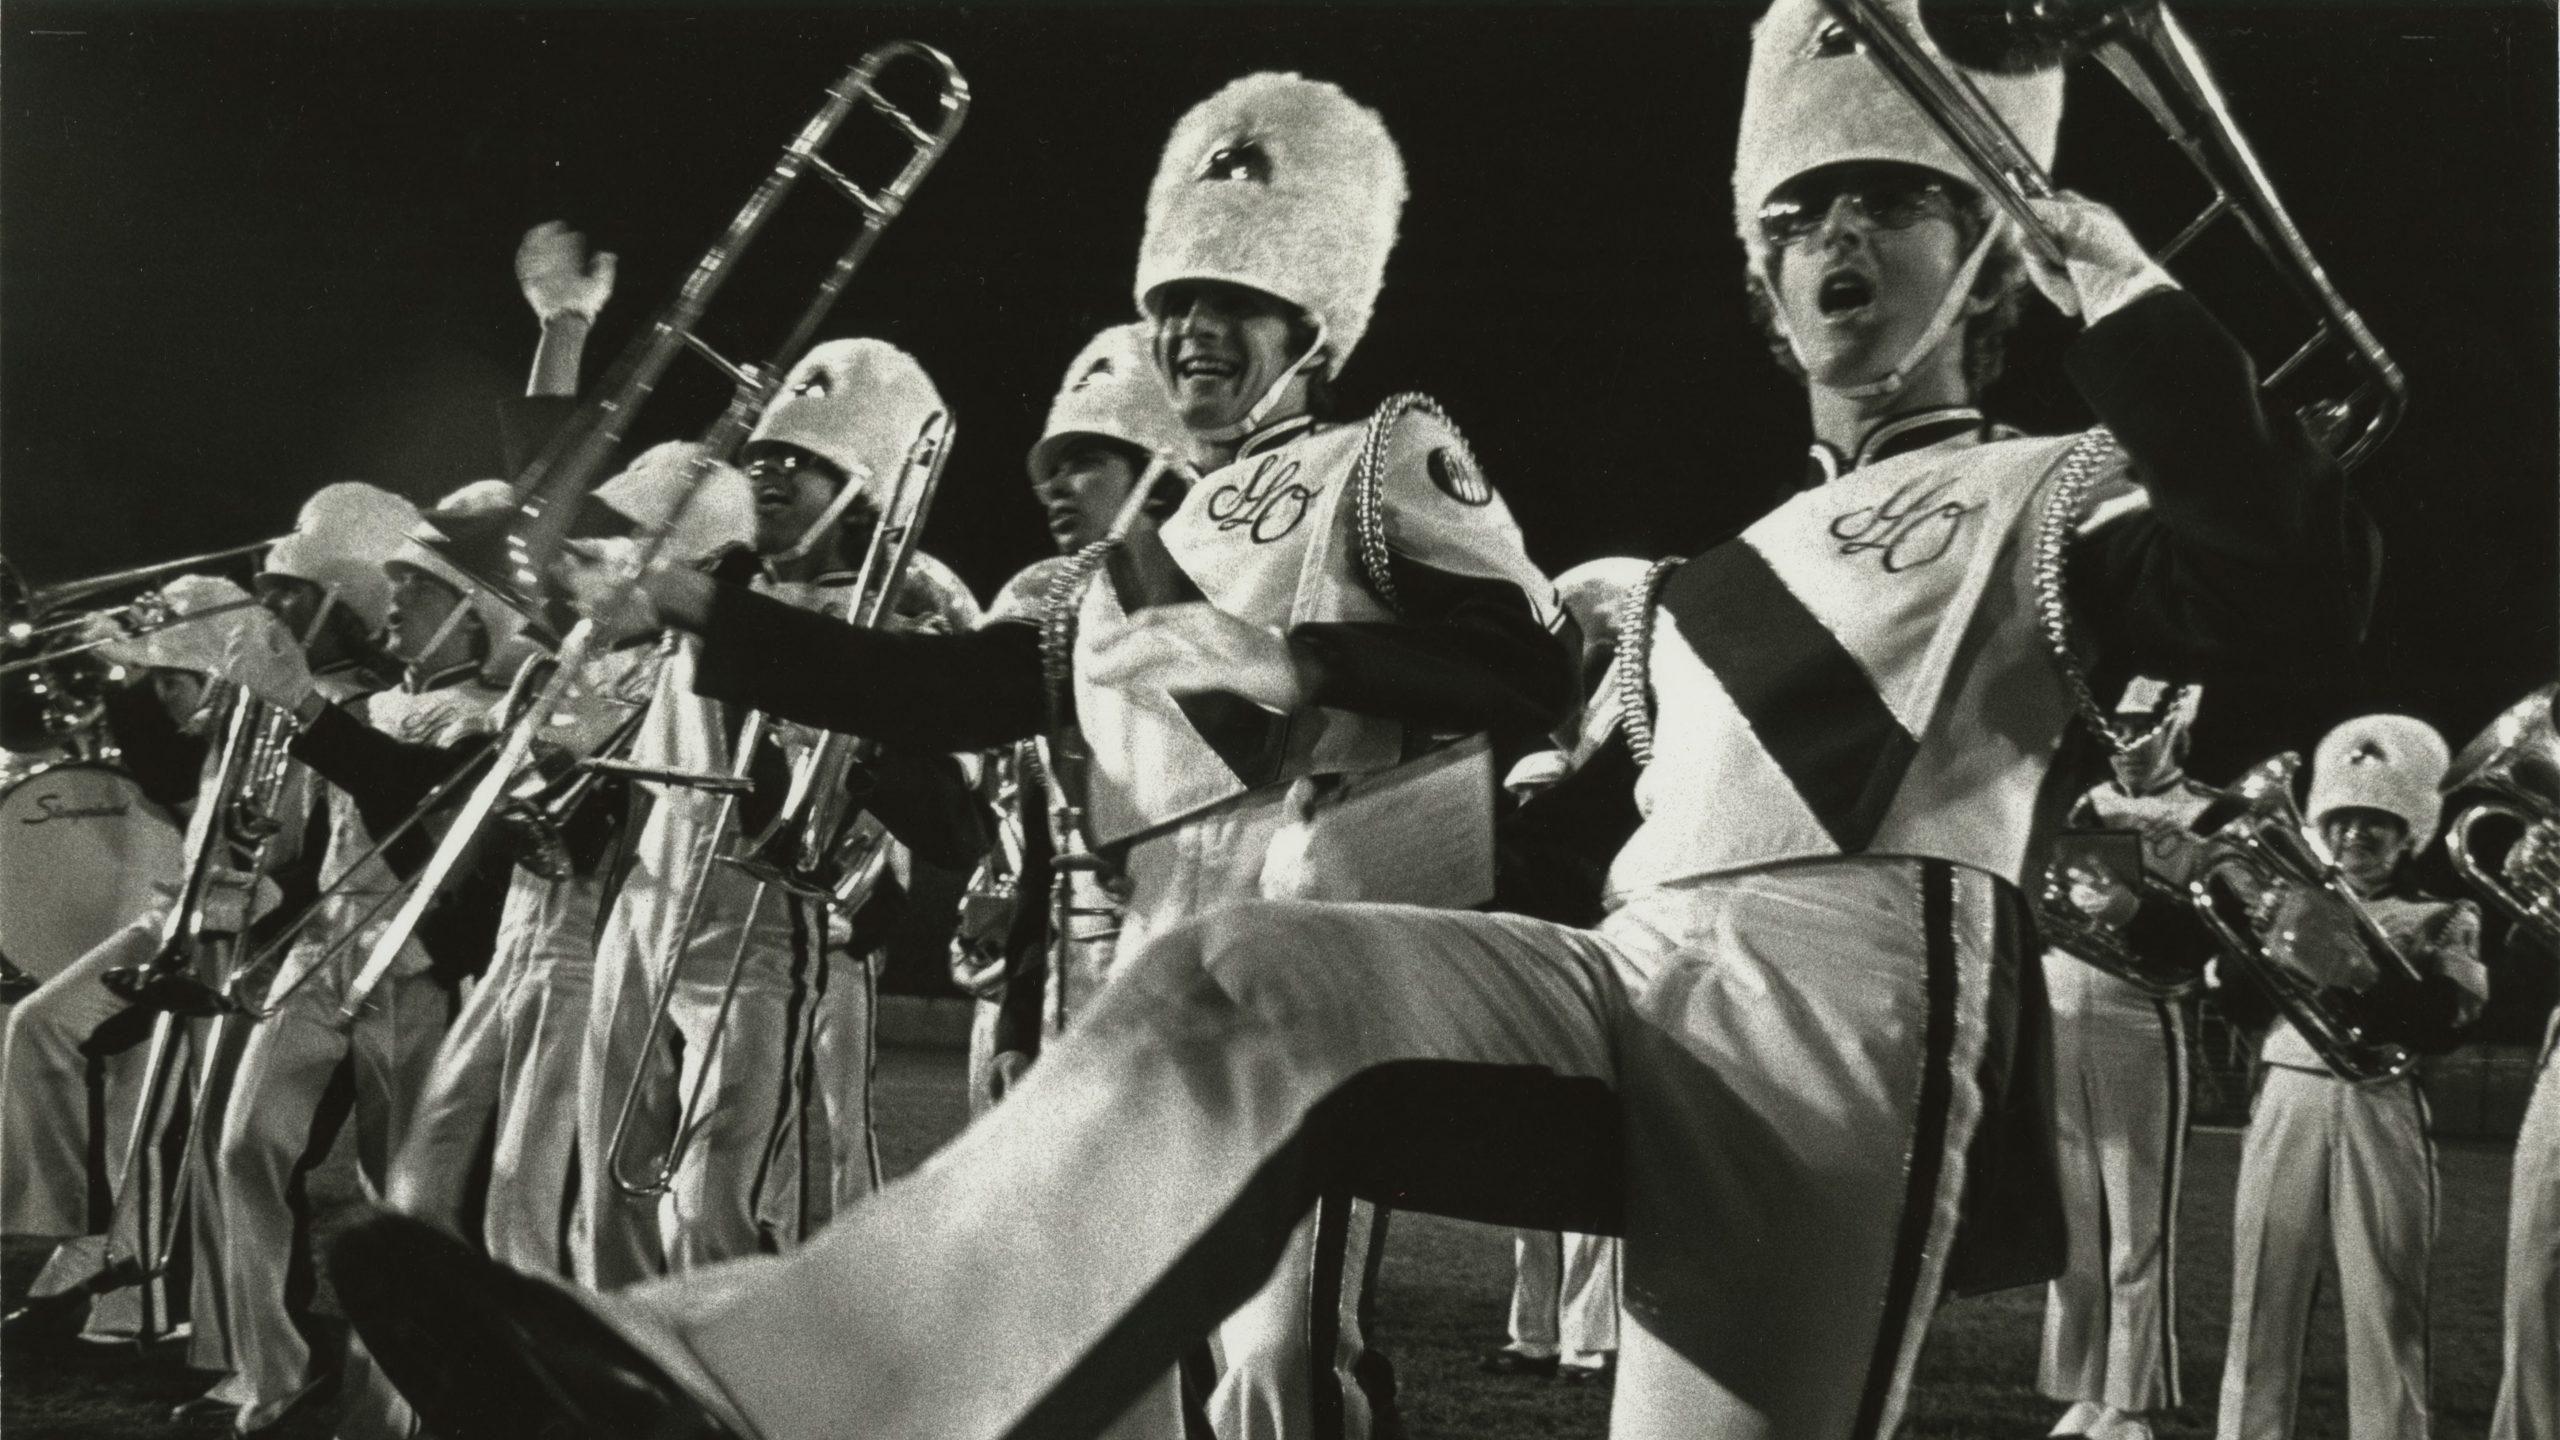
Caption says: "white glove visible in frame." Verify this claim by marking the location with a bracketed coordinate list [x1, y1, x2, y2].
[129, 575, 259, 674]
[2021, 193, 2178, 325]
[216, 610, 316, 712]
[556, 539, 661, 643]
[80, 612, 156, 670]
[516, 221, 617, 324]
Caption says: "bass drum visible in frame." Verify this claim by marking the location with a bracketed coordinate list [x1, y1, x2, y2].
[0, 763, 184, 989]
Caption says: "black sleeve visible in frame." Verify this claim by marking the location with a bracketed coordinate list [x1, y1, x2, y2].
[1288, 559, 1581, 738]
[103, 683, 208, 809]
[853, 749, 994, 873]
[2062, 289, 2377, 680]
[498, 396, 582, 484]
[288, 704, 493, 840]
[693, 585, 1047, 752]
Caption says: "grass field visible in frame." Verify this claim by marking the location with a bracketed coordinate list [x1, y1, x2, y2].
[2, 1045, 2519, 1439]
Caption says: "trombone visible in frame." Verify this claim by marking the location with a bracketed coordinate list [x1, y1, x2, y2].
[603, 408, 951, 1198]
[2443, 682, 2560, 952]
[1815, 0, 2406, 471]
[330, 41, 968, 1029]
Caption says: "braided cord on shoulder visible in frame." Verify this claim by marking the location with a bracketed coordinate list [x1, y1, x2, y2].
[1350, 392, 1477, 616]
[1613, 557, 1682, 769]
[2031, 427, 2190, 757]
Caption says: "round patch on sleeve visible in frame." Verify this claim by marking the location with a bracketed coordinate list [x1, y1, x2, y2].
[1426, 447, 1491, 506]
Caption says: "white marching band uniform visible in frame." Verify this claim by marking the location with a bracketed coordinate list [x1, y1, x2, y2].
[2218, 718, 2487, 1440]
[2037, 755, 2214, 1433]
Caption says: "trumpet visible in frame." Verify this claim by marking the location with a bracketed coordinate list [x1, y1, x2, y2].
[605, 406, 951, 1199]
[332, 40, 969, 1032]
[2187, 753, 2428, 1084]
[1815, 0, 2405, 471]
[2443, 682, 2560, 952]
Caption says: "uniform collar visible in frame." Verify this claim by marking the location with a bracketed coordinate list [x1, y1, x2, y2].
[1235, 412, 1319, 462]
[1804, 406, 1989, 487]
[404, 658, 479, 693]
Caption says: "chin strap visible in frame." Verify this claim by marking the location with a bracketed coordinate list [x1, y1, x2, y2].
[775, 459, 881, 564]
[1183, 318, 1331, 447]
[1769, 222, 2005, 402]
[1830, 222, 2003, 400]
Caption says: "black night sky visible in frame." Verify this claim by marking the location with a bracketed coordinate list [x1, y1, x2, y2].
[5, 1, 2554, 995]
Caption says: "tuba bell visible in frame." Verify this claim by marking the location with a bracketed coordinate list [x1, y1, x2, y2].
[2186, 753, 2429, 1084]
[2443, 682, 2560, 952]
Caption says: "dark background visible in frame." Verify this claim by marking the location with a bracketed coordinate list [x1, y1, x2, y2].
[5, 1, 2553, 1010]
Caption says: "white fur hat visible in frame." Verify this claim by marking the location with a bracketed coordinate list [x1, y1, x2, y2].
[2308, 714, 2452, 851]
[986, 555, 1075, 627]
[1731, 0, 2063, 246]
[593, 442, 758, 568]
[747, 338, 945, 498]
[393, 480, 538, 661]
[1028, 323, 1195, 483]
[1134, 72, 1407, 374]
[261, 482, 420, 633]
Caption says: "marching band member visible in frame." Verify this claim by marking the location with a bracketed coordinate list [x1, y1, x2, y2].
[575, 335, 983, 1281]
[327, 16, 2371, 1440]
[2036, 680, 2217, 1440]
[0, 625, 222, 1350]
[196, 483, 513, 1436]
[2215, 717, 2487, 1440]
[955, 322, 1203, 1108]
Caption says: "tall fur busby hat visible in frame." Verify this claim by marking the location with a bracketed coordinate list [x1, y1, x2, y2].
[1134, 72, 1407, 375]
[2308, 714, 2452, 851]
[261, 482, 420, 634]
[747, 338, 944, 494]
[1731, 0, 2063, 251]
[591, 442, 758, 569]
[1028, 323, 1197, 483]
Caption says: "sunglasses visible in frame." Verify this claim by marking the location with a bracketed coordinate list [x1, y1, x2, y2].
[1757, 173, 1957, 249]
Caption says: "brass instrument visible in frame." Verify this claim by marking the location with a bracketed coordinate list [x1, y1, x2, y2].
[88, 681, 304, 1299]
[2, 553, 273, 754]
[604, 407, 951, 1199]
[333, 41, 968, 1032]
[1816, 0, 2405, 470]
[2034, 848, 2202, 998]
[2443, 682, 2560, 952]
[2187, 753, 2429, 1084]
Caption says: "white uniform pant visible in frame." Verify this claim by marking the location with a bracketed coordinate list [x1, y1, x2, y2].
[1505, 1230, 1620, 1363]
[805, 945, 879, 1219]
[607, 858, 2015, 1440]
[1123, 790, 1392, 1440]
[2038, 953, 2189, 1413]
[215, 944, 450, 1431]
[2217, 1064, 2436, 1440]
[580, 852, 826, 1282]
[1, 916, 249, 1356]
[2494, 1014, 2560, 1440]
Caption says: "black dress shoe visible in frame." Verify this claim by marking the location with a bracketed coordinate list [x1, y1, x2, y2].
[328, 1209, 739, 1440]
[168, 1391, 240, 1429]
[1555, 1355, 1616, 1386]
[1, 1289, 93, 1352]
[1475, 1347, 1561, 1379]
